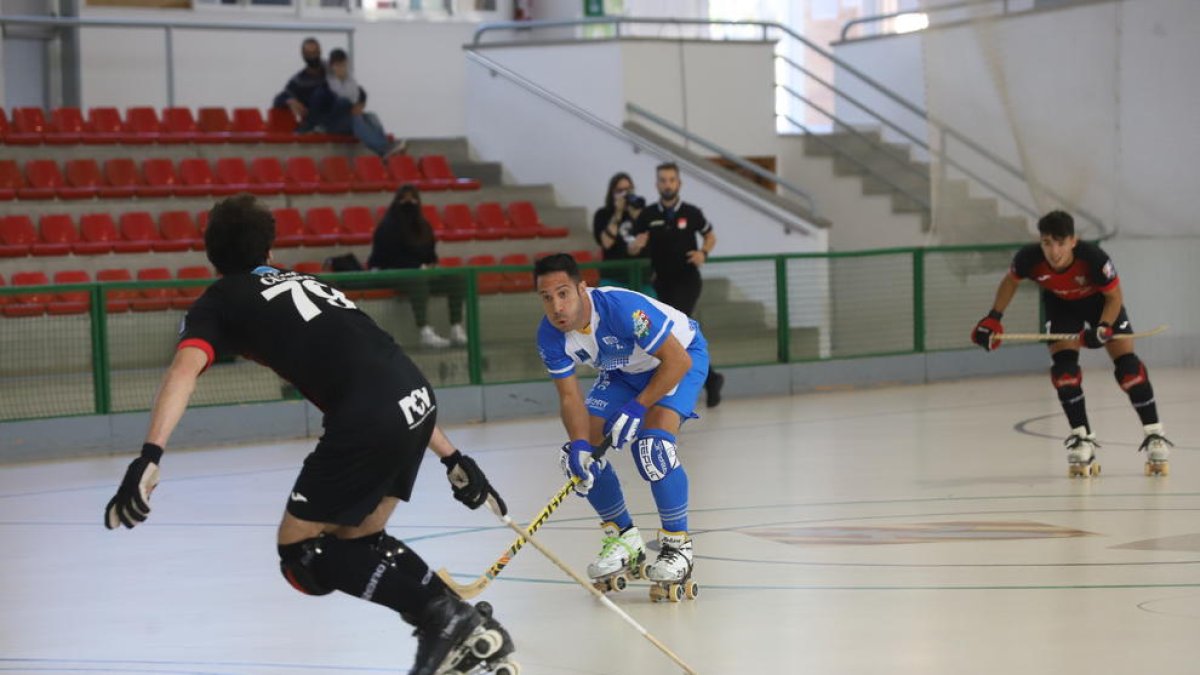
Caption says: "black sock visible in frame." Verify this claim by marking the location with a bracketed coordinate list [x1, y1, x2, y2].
[1114, 353, 1158, 426]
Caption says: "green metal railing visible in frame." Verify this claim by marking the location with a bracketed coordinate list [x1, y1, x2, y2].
[0, 243, 1039, 422]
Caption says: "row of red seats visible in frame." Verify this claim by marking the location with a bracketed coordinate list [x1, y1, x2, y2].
[0, 250, 601, 317]
[0, 106, 355, 146]
[0, 201, 567, 257]
[0, 154, 478, 201]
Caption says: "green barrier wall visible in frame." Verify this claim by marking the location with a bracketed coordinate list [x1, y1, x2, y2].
[0, 244, 1033, 422]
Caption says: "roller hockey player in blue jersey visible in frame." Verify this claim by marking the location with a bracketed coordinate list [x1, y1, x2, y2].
[534, 253, 705, 602]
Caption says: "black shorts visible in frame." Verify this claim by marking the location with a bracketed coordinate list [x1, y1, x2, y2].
[1043, 292, 1133, 341]
[286, 360, 438, 526]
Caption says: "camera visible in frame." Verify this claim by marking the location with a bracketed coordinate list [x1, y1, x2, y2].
[627, 194, 647, 210]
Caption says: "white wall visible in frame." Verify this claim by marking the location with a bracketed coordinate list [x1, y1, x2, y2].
[833, 0, 1200, 237]
[72, 8, 475, 138]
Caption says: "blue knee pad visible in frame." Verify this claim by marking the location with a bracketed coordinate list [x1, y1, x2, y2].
[633, 429, 681, 482]
[634, 429, 689, 532]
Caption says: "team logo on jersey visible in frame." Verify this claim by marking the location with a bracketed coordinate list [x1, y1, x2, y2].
[676, 218, 688, 230]
[631, 309, 651, 338]
[1075, 275, 1087, 286]
[602, 335, 620, 345]
[1102, 260, 1116, 279]
[398, 386, 435, 429]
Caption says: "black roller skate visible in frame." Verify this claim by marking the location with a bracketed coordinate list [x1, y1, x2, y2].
[443, 601, 519, 675]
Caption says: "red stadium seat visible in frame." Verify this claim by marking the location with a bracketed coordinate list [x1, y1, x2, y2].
[231, 107, 268, 142]
[0, 273, 7, 305]
[99, 158, 142, 199]
[340, 206, 376, 245]
[133, 267, 175, 311]
[571, 249, 602, 286]
[474, 202, 515, 240]
[267, 107, 315, 143]
[81, 213, 145, 254]
[386, 155, 438, 191]
[466, 254, 503, 294]
[270, 208, 305, 248]
[0, 160, 23, 201]
[173, 265, 213, 309]
[160, 107, 203, 143]
[38, 215, 84, 255]
[122, 107, 161, 144]
[85, 107, 125, 144]
[47, 107, 87, 145]
[60, 159, 105, 199]
[7, 107, 47, 145]
[0, 215, 37, 257]
[352, 156, 396, 191]
[319, 157, 364, 193]
[48, 269, 91, 315]
[286, 156, 340, 194]
[292, 261, 323, 275]
[439, 256, 463, 267]
[509, 201, 567, 238]
[119, 212, 186, 252]
[303, 207, 342, 246]
[441, 204, 480, 241]
[141, 158, 179, 197]
[500, 253, 534, 293]
[246, 157, 287, 194]
[21, 160, 65, 200]
[196, 210, 209, 234]
[419, 155, 480, 191]
[179, 158, 228, 196]
[5, 271, 53, 317]
[196, 107, 234, 142]
[0, 109, 9, 144]
[97, 268, 137, 313]
[159, 211, 203, 250]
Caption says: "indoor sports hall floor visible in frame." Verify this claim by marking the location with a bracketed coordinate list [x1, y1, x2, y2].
[3, 368, 1200, 674]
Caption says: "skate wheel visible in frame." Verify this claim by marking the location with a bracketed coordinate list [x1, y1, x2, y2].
[612, 574, 628, 592]
[669, 584, 684, 602]
[649, 584, 666, 602]
[684, 579, 699, 600]
[1091, 463, 1101, 477]
[470, 630, 503, 659]
[631, 562, 648, 580]
[494, 660, 521, 675]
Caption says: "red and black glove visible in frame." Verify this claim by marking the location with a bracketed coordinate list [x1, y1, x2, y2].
[971, 310, 1004, 351]
[1080, 322, 1112, 349]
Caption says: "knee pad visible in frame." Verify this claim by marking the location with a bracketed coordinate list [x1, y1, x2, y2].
[1050, 350, 1082, 393]
[633, 429, 680, 483]
[1114, 353, 1148, 391]
[278, 535, 334, 596]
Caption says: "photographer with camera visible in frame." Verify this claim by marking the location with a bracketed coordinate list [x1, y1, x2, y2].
[592, 172, 647, 289]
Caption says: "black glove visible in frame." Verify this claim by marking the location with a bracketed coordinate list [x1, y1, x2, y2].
[442, 450, 507, 515]
[104, 443, 163, 530]
[971, 310, 1004, 351]
[1080, 322, 1112, 349]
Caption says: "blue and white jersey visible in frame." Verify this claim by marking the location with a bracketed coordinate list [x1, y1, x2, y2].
[537, 287, 698, 379]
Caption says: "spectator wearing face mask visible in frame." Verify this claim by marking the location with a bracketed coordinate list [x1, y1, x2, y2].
[311, 48, 406, 157]
[273, 37, 326, 131]
[368, 185, 466, 349]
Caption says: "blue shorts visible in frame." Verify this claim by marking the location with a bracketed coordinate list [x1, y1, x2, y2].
[585, 327, 710, 427]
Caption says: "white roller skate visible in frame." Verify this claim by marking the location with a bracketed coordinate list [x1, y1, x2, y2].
[646, 530, 698, 603]
[587, 522, 647, 594]
[1139, 423, 1173, 477]
[1065, 426, 1101, 478]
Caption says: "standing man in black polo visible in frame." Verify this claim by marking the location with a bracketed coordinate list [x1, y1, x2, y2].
[630, 162, 725, 407]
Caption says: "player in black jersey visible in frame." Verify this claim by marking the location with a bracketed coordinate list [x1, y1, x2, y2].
[103, 195, 518, 675]
[971, 210, 1172, 477]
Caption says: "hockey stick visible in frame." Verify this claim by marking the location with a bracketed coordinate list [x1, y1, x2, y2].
[435, 439, 613, 600]
[489, 498, 699, 675]
[996, 324, 1167, 344]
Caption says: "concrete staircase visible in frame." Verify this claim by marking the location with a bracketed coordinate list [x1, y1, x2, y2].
[798, 128, 1030, 247]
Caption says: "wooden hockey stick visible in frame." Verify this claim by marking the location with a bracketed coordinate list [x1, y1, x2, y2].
[492, 510, 700, 675]
[436, 440, 613, 600]
[996, 324, 1167, 345]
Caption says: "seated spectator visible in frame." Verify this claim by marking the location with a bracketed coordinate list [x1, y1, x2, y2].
[272, 37, 327, 131]
[312, 48, 406, 157]
[368, 185, 466, 349]
[593, 171, 648, 289]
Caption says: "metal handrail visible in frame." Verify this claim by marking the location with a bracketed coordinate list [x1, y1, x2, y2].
[471, 17, 1111, 239]
[0, 15, 355, 108]
[625, 103, 817, 215]
[839, 0, 1002, 42]
[463, 49, 821, 237]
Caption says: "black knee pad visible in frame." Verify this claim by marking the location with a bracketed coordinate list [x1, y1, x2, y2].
[278, 536, 334, 596]
[1050, 350, 1082, 398]
[1113, 353, 1149, 391]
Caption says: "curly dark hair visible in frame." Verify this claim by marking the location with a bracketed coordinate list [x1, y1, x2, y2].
[204, 193, 275, 275]
[1037, 210, 1075, 239]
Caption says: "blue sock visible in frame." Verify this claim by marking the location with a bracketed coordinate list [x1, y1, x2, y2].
[641, 429, 689, 532]
[586, 460, 633, 531]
